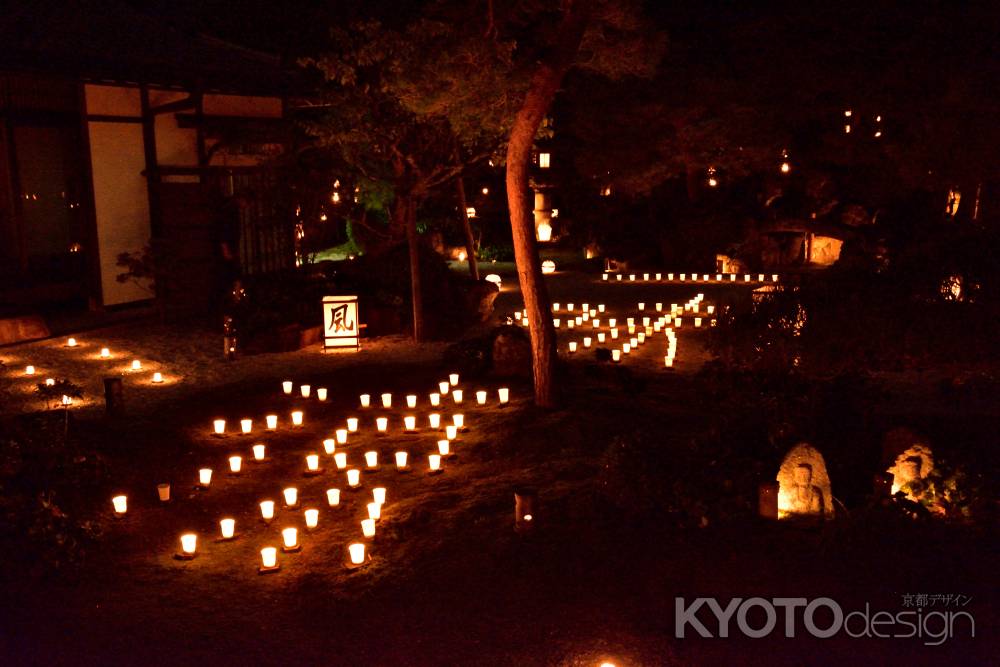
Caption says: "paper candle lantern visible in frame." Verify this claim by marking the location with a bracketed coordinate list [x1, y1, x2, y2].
[643, 273, 650, 281]
[445, 424, 458, 440]
[498, 388, 509, 404]
[25, 365, 35, 376]
[240, 419, 252, 434]
[112, 495, 127, 515]
[266, 415, 278, 430]
[260, 547, 278, 569]
[220, 518, 235, 539]
[583, 337, 592, 348]
[367, 502, 381, 521]
[376, 417, 388, 433]
[360, 394, 371, 408]
[152, 372, 164, 383]
[283, 487, 298, 507]
[553, 302, 561, 311]
[449, 373, 460, 386]
[347, 469, 361, 487]
[198, 468, 212, 487]
[395, 451, 409, 469]
[282, 381, 293, 395]
[317, 388, 328, 401]
[260, 500, 275, 521]
[306, 454, 320, 472]
[334, 452, 347, 469]
[229, 456, 242, 473]
[622, 343, 631, 354]
[157, 484, 170, 502]
[323, 439, 336, 455]
[131, 359, 142, 371]
[428, 454, 442, 472]
[364, 451, 378, 468]
[664, 356, 674, 368]
[597, 333, 606, 343]
[638, 302, 645, 311]
[373, 487, 386, 505]
[553, 319, 561, 328]
[476, 390, 487, 405]
[253, 444, 266, 461]
[612, 350, 621, 362]
[404, 415, 416, 431]
[326, 488, 341, 506]
[349, 543, 366, 564]
[453, 414, 465, 429]
[438, 439, 450, 456]
[291, 411, 303, 426]
[100, 347, 110, 358]
[602, 273, 609, 281]
[599, 304, 606, 312]
[694, 318, 702, 327]
[429, 392, 441, 406]
[452, 389, 463, 404]
[67, 337, 77, 347]
[179, 533, 197, 556]
[213, 419, 226, 435]
[282, 527, 298, 550]
[438, 381, 450, 394]
[380, 392, 393, 409]
[304, 508, 319, 529]
[428, 413, 441, 429]
[361, 519, 376, 538]
[568, 342, 577, 353]
[336, 429, 348, 444]
[347, 417, 358, 432]
[300, 384, 311, 398]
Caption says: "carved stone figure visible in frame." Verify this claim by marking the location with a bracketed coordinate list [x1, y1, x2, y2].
[776, 443, 834, 519]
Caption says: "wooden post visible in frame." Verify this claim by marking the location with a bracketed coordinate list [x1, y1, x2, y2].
[103, 377, 124, 415]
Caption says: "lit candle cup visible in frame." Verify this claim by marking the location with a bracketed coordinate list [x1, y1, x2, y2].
[306, 453, 321, 473]
[453, 414, 465, 429]
[260, 547, 278, 571]
[228, 456, 242, 474]
[476, 390, 487, 405]
[213, 419, 226, 435]
[336, 429, 348, 444]
[157, 483, 170, 502]
[266, 414, 278, 430]
[240, 418, 252, 434]
[498, 387, 509, 404]
[452, 389, 463, 404]
[612, 349, 621, 362]
[349, 542, 366, 565]
[406, 394, 417, 408]
[429, 392, 441, 406]
[445, 424, 458, 440]
[283, 487, 298, 508]
[304, 508, 319, 530]
[112, 495, 127, 516]
[100, 347, 110, 359]
[260, 500, 275, 521]
[438, 439, 450, 456]
[198, 468, 213, 487]
[282, 381, 293, 395]
[131, 359, 142, 371]
[24, 365, 35, 376]
[178, 533, 197, 558]
[364, 451, 378, 469]
[381, 392, 392, 408]
[282, 527, 299, 551]
[428, 454, 442, 473]
[360, 393, 371, 408]
[253, 444, 266, 461]
[428, 413, 441, 429]
[438, 381, 450, 394]
[373, 487, 387, 505]
[568, 342, 577, 353]
[291, 411, 304, 427]
[317, 387, 328, 401]
[449, 373, 460, 386]
[220, 518, 236, 540]
[152, 372, 164, 383]
[361, 519, 376, 538]
[334, 452, 347, 469]
[583, 337, 592, 348]
[300, 384, 311, 398]
[67, 337, 78, 347]
[347, 417, 359, 432]
[404, 415, 416, 431]
[326, 488, 341, 506]
[376, 417, 388, 433]
[347, 468, 361, 487]
[323, 438, 336, 455]
[395, 451, 409, 469]
[367, 502, 381, 521]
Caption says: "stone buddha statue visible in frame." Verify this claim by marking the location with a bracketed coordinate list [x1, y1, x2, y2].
[788, 463, 824, 515]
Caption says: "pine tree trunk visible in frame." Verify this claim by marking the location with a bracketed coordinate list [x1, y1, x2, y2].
[456, 176, 479, 281]
[402, 196, 425, 341]
[504, 1, 590, 408]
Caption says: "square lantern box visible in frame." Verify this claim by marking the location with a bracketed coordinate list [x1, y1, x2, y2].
[322, 295, 360, 350]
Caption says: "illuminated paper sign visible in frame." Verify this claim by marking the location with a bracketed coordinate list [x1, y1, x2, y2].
[322, 296, 359, 350]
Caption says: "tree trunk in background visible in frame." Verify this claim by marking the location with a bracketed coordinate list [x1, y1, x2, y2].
[504, 0, 590, 408]
[402, 195, 425, 341]
[456, 176, 479, 280]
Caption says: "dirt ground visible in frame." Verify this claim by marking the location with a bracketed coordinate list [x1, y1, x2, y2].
[1, 267, 996, 666]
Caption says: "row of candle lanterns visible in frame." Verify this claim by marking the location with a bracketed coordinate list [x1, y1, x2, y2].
[602, 271, 779, 283]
